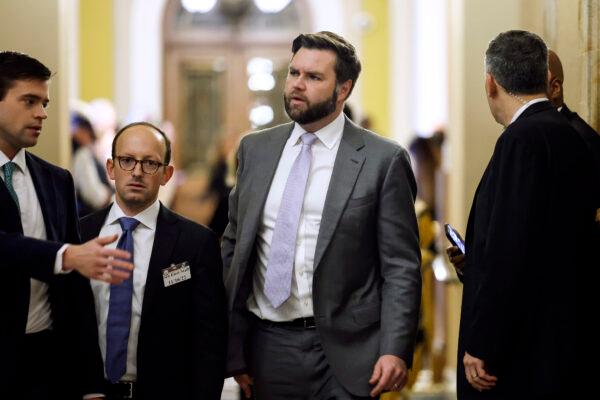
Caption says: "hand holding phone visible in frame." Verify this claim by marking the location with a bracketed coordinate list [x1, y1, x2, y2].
[445, 224, 466, 277]
[444, 223, 465, 255]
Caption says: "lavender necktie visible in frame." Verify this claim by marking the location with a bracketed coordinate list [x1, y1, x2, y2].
[265, 132, 318, 308]
[106, 217, 139, 383]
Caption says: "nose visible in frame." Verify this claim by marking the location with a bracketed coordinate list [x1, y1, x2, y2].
[292, 75, 306, 91]
[131, 161, 144, 176]
[287, 73, 306, 92]
[34, 105, 48, 120]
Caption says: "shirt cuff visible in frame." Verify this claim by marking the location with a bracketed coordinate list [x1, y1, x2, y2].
[54, 244, 71, 274]
[83, 394, 105, 399]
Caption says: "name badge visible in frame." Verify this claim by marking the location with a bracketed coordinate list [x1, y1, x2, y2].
[162, 261, 191, 287]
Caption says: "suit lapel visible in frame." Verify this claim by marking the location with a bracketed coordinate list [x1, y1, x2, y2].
[238, 124, 292, 257]
[313, 120, 365, 269]
[80, 206, 111, 241]
[26, 152, 59, 240]
[140, 204, 179, 317]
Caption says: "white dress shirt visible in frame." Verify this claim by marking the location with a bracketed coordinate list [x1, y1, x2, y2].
[1, 149, 60, 333]
[90, 199, 160, 381]
[248, 111, 345, 321]
[509, 97, 549, 125]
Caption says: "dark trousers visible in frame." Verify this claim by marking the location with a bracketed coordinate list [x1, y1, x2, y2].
[249, 321, 372, 400]
[17, 330, 56, 400]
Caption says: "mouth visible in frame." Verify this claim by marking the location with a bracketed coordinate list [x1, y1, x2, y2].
[27, 126, 42, 134]
[289, 96, 307, 106]
[127, 182, 146, 190]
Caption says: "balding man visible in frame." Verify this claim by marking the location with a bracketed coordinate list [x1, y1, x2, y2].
[548, 50, 600, 175]
[79, 122, 228, 400]
[548, 50, 600, 225]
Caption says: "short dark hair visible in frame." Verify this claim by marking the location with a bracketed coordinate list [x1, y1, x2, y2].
[292, 31, 362, 96]
[0, 51, 52, 100]
[112, 122, 171, 165]
[485, 30, 548, 95]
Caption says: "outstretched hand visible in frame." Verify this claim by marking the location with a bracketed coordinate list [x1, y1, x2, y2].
[63, 235, 134, 284]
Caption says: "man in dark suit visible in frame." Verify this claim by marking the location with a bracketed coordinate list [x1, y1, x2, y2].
[548, 49, 600, 158]
[457, 31, 596, 399]
[79, 122, 227, 399]
[223, 31, 421, 399]
[0, 51, 133, 400]
[548, 49, 600, 227]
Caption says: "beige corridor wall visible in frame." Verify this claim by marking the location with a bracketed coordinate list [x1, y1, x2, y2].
[523, 0, 599, 130]
[446, 0, 597, 379]
[0, 0, 73, 167]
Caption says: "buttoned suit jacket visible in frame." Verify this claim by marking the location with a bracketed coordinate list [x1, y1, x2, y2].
[0, 151, 104, 398]
[80, 203, 228, 400]
[222, 116, 422, 396]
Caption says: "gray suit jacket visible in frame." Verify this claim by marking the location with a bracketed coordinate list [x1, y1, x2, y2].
[222, 117, 421, 396]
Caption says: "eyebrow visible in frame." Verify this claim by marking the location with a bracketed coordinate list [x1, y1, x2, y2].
[20, 93, 50, 104]
[289, 66, 325, 77]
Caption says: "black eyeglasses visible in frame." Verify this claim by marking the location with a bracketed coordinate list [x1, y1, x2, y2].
[114, 156, 166, 175]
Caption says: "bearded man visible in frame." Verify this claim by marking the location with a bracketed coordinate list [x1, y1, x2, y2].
[222, 31, 421, 400]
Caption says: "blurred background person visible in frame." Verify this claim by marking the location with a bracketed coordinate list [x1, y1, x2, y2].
[71, 112, 113, 217]
[206, 132, 240, 238]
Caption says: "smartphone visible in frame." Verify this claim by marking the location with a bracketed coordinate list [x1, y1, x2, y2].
[444, 223, 466, 255]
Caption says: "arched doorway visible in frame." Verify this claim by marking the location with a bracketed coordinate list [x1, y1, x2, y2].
[163, 0, 311, 170]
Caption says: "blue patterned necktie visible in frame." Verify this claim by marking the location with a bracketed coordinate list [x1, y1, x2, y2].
[105, 217, 139, 383]
[264, 132, 318, 308]
[2, 162, 20, 210]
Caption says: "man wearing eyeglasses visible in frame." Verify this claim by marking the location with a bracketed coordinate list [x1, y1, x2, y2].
[79, 122, 228, 399]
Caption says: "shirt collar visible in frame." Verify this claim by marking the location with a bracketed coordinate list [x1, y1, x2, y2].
[0, 148, 27, 172]
[289, 111, 345, 150]
[105, 199, 160, 231]
[509, 97, 549, 124]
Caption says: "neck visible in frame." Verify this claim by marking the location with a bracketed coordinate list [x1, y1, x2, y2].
[299, 107, 343, 133]
[500, 92, 546, 127]
[0, 141, 19, 160]
[115, 196, 155, 217]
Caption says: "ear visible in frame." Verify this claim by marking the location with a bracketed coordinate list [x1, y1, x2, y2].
[160, 165, 175, 186]
[337, 80, 352, 103]
[485, 73, 498, 98]
[106, 158, 115, 181]
[548, 77, 561, 100]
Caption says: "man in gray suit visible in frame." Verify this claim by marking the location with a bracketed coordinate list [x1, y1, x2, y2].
[222, 31, 421, 399]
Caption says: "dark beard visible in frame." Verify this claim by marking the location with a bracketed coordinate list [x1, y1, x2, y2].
[284, 87, 338, 125]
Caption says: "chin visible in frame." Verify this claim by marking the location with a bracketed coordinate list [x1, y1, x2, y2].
[124, 194, 146, 205]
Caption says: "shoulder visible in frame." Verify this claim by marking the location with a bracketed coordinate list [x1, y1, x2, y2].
[27, 151, 72, 180]
[162, 206, 217, 241]
[350, 123, 410, 166]
[239, 122, 294, 148]
[503, 105, 575, 146]
[79, 206, 111, 235]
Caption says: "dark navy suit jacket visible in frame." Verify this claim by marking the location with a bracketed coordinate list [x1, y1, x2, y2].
[80, 204, 228, 399]
[0, 151, 104, 398]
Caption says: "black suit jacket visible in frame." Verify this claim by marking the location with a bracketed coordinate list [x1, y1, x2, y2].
[80, 204, 228, 400]
[0, 152, 104, 398]
[560, 104, 600, 191]
[457, 101, 596, 399]
[560, 104, 600, 158]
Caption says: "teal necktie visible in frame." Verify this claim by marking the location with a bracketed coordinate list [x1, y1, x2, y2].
[2, 162, 20, 210]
